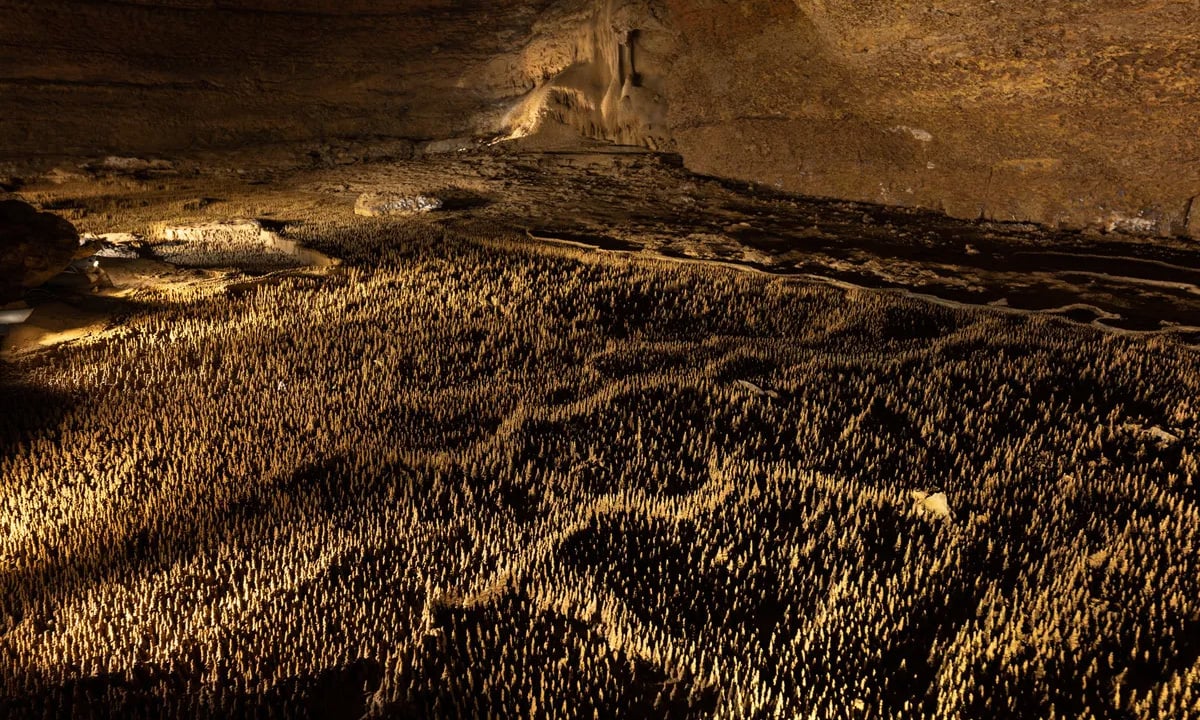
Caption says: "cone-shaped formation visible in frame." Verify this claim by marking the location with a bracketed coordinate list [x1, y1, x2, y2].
[0, 217, 1195, 718]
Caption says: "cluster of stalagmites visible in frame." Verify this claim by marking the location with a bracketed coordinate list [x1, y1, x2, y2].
[0, 216, 1196, 718]
[149, 220, 305, 271]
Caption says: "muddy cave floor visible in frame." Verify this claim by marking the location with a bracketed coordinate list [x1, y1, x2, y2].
[0, 146, 1198, 718]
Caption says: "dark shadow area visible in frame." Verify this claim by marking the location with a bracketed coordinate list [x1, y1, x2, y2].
[182, 197, 223, 211]
[430, 187, 491, 212]
[255, 217, 297, 232]
[0, 659, 383, 720]
[0, 369, 77, 464]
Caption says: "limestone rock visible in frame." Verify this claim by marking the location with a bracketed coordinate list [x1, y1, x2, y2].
[911, 490, 952, 520]
[150, 219, 333, 269]
[663, 0, 1200, 233]
[97, 156, 174, 174]
[101, 156, 151, 172]
[80, 233, 142, 260]
[4, 0, 1200, 233]
[158, 219, 269, 245]
[0, 200, 80, 303]
[354, 192, 443, 218]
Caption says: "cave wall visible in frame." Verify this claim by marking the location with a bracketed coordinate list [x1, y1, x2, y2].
[504, 0, 1200, 235]
[660, 0, 1200, 235]
[3, 0, 1199, 236]
[0, 0, 556, 164]
[463, 0, 673, 149]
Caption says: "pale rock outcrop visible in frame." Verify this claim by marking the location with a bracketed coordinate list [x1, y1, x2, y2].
[354, 193, 443, 218]
[911, 490, 952, 520]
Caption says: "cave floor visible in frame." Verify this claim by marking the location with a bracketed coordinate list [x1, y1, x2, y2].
[0, 147, 1197, 718]
[11, 146, 1200, 350]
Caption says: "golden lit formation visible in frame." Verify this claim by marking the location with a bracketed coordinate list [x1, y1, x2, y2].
[4, 0, 1200, 713]
[1, 193, 1196, 716]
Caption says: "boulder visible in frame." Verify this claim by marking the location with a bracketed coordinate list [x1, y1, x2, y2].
[0, 200, 80, 303]
[911, 490, 952, 520]
[101, 156, 151, 172]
